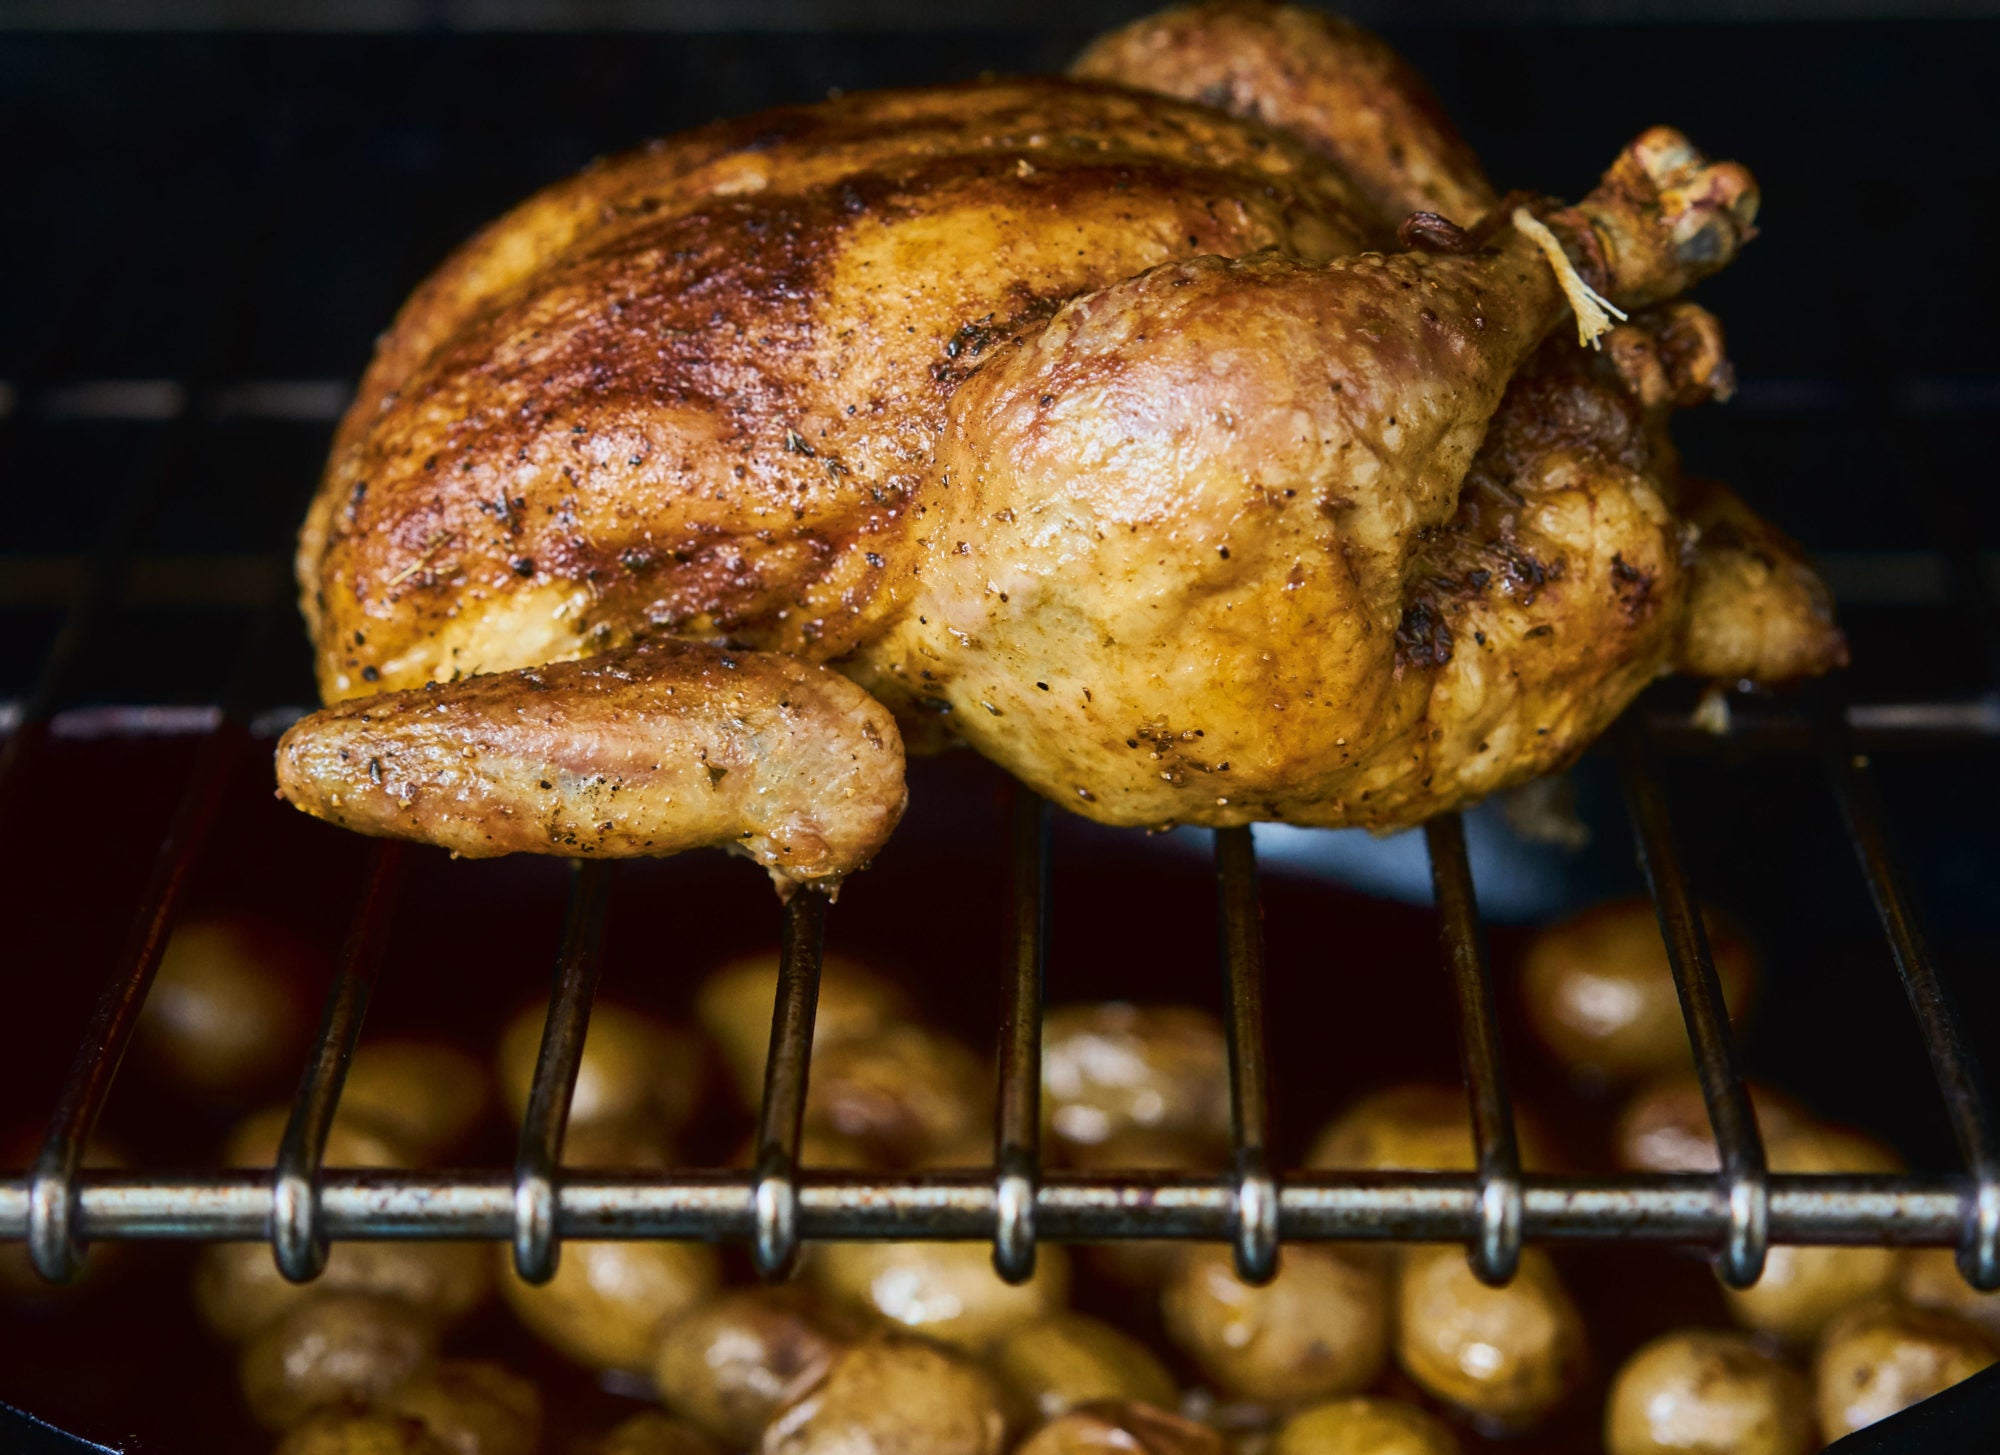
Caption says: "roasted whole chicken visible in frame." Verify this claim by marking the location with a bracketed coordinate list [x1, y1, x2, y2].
[280, 1, 1845, 891]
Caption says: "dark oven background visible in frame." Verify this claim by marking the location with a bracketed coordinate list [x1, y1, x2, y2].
[1, 3, 1998, 1451]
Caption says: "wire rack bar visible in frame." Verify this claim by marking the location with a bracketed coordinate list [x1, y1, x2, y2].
[1619, 724, 1771, 1288]
[1424, 813, 1524, 1285]
[1816, 699, 2000, 1289]
[271, 841, 403, 1283]
[1214, 826, 1277, 1282]
[0, 1172, 1981, 1246]
[991, 788, 1048, 1284]
[749, 889, 827, 1280]
[511, 858, 613, 1284]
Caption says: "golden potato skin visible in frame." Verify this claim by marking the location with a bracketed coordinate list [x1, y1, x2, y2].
[1604, 1331, 1811, 1455]
[698, 951, 914, 1105]
[276, 1412, 452, 1455]
[1813, 1300, 1998, 1439]
[596, 1411, 721, 1455]
[653, 1288, 861, 1448]
[339, 1040, 493, 1161]
[497, 1001, 704, 1137]
[761, 1332, 1011, 1455]
[991, 1312, 1178, 1419]
[1041, 1003, 1230, 1154]
[1901, 1246, 2000, 1342]
[136, 916, 311, 1093]
[381, 1360, 543, 1455]
[1270, 1397, 1463, 1455]
[800, 1025, 989, 1167]
[1611, 1073, 1811, 1174]
[1520, 897, 1757, 1082]
[496, 1237, 721, 1373]
[1014, 1401, 1224, 1455]
[238, 1292, 441, 1431]
[224, 1104, 415, 1172]
[1393, 1246, 1585, 1429]
[1306, 1084, 1560, 1173]
[195, 1240, 492, 1345]
[809, 1240, 1069, 1351]
[1162, 1244, 1388, 1404]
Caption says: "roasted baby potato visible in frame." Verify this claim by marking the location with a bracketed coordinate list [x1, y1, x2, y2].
[195, 1240, 492, 1345]
[1270, 1397, 1463, 1455]
[1900, 1245, 2000, 1342]
[1521, 897, 1758, 1081]
[238, 1291, 440, 1430]
[224, 1104, 415, 1172]
[1041, 1003, 1229, 1155]
[1393, 1246, 1585, 1429]
[381, 1359, 542, 1455]
[496, 1236, 720, 1373]
[653, 1287, 861, 1448]
[991, 1312, 1178, 1419]
[496, 1000, 703, 1138]
[697, 950, 915, 1104]
[1014, 1401, 1224, 1455]
[761, 1332, 1010, 1455]
[1605, 1330, 1811, 1455]
[275, 1412, 451, 1455]
[1162, 1244, 1388, 1405]
[1306, 1084, 1559, 1173]
[137, 915, 312, 1094]
[1611, 1072, 1812, 1174]
[1813, 1299, 1998, 1439]
[339, 1040, 492, 1161]
[809, 1239, 1069, 1350]
[801, 1023, 989, 1167]
[594, 1411, 720, 1455]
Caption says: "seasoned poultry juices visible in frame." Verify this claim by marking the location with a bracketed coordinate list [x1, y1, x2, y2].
[276, 1, 1843, 891]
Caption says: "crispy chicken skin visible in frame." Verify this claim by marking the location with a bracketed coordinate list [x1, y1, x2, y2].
[281, 1, 1845, 882]
[275, 643, 904, 888]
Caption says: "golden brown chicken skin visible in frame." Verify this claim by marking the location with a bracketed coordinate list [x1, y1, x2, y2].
[280, 2, 1843, 881]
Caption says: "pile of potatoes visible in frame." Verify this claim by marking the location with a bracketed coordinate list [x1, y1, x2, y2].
[29, 899, 1997, 1453]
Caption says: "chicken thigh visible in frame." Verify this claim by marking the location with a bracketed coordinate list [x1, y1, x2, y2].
[280, 1, 1844, 890]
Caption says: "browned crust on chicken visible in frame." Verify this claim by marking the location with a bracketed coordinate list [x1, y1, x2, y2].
[275, 642, 905, 890]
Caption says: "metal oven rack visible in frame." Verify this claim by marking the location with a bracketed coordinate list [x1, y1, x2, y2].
[1, 538, 1996, 1297]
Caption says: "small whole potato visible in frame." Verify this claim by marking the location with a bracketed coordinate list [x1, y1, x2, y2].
[654, 1287, 862, 1448]
[1604, 1330, 1811, 1455]
[809, 1239, 1069, 1351]
[803, 1024, 989, 1167]
[1813, 1299, 1998, 1439]
[239, 1291, 440, 1430]
[195, 1240, 492, 1344]
[381, 1359, 542, 1455]
[1271, 1397, 1463, 1455]
[1015, 1401, 1224, 1455]
[1393, 1246, 1585, 1429]
[276, 1412, 451, 1455]
[596, 1411, 720, 1455]
[339, 1040, 492, 1161]
[697, 950, 915, 1104]
[497, 1001, 703, 1138]
[1723, 1124, 1905, 1342]
[225, 1104, 415, 1172]
[1611, 1073, 1812, 1174]
[1162, 1244, 1388, 1405]
[761, 1332, 1010, 1455]
[1041, 1003, 1229, 1154]
[1521, 898, 1758, 1082]
[1900, 1246, 2000, 1342]
[991, 1312, 1178, 1419]
[137, 915, 312, 1094]
[497, 1236, 721, 1373]
[558, 1117, 674, 1170]
[1306, 1084, 1560, 1174]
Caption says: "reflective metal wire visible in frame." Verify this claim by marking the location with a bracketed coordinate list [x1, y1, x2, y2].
[992, 788, 1048, 1283]
[1424, 814, 1524, 1285]
[511, 859, 614, 1284]
[272, 842, 403, 1282]
[1817, 697, 2000, 1289]
[1215, 827, 1278, 1283]
[1619, 724, 1771, 1288]
[750, 890, 827, 1280]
